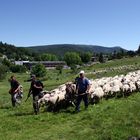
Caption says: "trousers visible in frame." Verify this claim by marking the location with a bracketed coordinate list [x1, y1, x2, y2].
[75, 93, 88, 111]
[33, 95, 40, 114]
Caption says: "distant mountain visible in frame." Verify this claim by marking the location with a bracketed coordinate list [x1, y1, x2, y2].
[27, 44, 127, 56]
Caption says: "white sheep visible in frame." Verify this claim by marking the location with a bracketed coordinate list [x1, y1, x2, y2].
[103, 83, 112, 94]
[135, 80, 140, 90]
[91, 87, 104, 98]
[121, 84, 130, 96]
[129, 82, 136, 93]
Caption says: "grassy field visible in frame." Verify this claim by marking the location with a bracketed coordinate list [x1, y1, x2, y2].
[1, 56, 140, 140]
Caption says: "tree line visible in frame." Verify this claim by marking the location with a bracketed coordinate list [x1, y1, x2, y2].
[1, 41, 140, 80]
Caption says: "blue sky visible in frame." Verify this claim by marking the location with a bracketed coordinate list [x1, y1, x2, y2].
[0, 0, 140, 50]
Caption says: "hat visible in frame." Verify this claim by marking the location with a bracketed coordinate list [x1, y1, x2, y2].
[79, 70, 85, 74]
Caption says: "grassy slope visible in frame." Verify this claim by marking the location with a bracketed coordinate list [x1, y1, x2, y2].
[0, 56, 140, 140]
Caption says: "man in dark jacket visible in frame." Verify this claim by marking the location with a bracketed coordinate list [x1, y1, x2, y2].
[9, 75, 20, 107]
[29, 75, 44, 115]
[75, 70, 90, 112]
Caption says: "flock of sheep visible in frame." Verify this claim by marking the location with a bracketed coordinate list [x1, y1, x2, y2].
[38, 70, 140, 111]
[89, 70, 140, 101]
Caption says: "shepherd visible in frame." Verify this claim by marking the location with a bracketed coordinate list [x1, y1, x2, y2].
[75, 70, 90, 112]
[9, 75, 20, 107]
[28, 75, 44, 115]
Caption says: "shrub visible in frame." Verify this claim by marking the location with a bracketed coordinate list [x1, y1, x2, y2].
[0, 64, 8, 80]
[10, 65, 27, 73]
[64, 52, 82, 66]
[31, 63, 46, 77]
[56, 65, 63, 74]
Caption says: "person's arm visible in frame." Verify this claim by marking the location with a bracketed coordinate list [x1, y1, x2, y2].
[29, 86, 32, 94]
[86, 84, 90, 93]
[86, 79, 90, 93]
[29, 82, 33, 94]
[14, 81, 20, 93]
[33, 81, 43, 89]
[76, 84, 79, 94]
[33, 84, 43, 89]
[14, 86, 20, 93]
[75, 78, 80, 94]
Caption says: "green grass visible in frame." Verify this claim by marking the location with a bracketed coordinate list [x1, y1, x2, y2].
[1, 56, 140, 140]
[87, 56, 140, 70]
[84, 56, 140, 79]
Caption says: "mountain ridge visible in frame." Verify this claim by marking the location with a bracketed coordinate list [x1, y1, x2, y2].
[27, 44, 127, 56]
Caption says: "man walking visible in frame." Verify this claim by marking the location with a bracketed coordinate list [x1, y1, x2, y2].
[9, 75, 20, 107]
[75, 70, 90, 112]
[29, 75, 44, 115]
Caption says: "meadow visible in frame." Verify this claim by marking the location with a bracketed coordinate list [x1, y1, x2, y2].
[0, 56, 140, 140]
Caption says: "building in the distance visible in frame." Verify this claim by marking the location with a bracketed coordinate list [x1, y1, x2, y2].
[15, 61, 67, 69]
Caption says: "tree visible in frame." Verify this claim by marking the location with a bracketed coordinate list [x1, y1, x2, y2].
[0, 42, 33, 60]
[116, 52, 123, 59]
[0, 64, 8, 80]
[56, 65, 63, 74]
[31, 63, 46, 77]
[64, 52, 82, 66]
[10, 65, 27, 73]
[2, 58, 12, 67]
[116, 48, 127, 59]
[70, 64, 78, 73]
[41, 53, 58, 61]
[127, 51, 136, 57]
[34, 55, 42, 61]
[99, 53, 104, 63]
[137, 44, 140, 55]
[112, 50, 117, 59]
[80, 52, 92, 63]
[0, 53, 2, 57]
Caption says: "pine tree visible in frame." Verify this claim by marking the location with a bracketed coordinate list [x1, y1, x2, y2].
[99, 53, 104, 63]
[137, 44, 140, 55]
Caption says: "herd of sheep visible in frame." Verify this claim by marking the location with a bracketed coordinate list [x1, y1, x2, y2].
[89, 70, 140, 102]
[38, 70, 140, 111]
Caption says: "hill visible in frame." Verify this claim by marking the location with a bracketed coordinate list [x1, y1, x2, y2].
[0, 42, 32, 60]
[0, 42, 128, 60]
[27, 44, 127, 56]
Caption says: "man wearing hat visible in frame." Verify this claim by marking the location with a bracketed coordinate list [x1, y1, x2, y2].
[75, 70, 90, 112]
[29, 74, 44, 115]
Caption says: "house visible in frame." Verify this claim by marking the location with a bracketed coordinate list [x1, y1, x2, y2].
[15, 61, 67, 69]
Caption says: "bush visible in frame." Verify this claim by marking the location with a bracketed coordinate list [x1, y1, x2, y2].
[2, 58, 12, 67]
[10, 65, 27, 73]
[70, 64, 78, 73]
[80, 52, 92, 63]
[64, 52, 82, 66]
[56, 65, 63, 74]
[0, 64, 8, 80]
[31, 63, 46, 77]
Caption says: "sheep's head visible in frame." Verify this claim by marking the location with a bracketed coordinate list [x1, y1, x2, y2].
[65, 82, 76, 101]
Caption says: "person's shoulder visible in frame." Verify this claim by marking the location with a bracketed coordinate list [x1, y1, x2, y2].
[76, 77, 80, 80]
[37, 80, 43, 83]
[15, 79, 20, 84]
[36, 80, 43, 85]
[84, 77, 90, 83]
[75, 77, 79, 80]
[77, 77, 82, 81]
[35, 80, 41, 84]
[84, 77, 89, 81]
